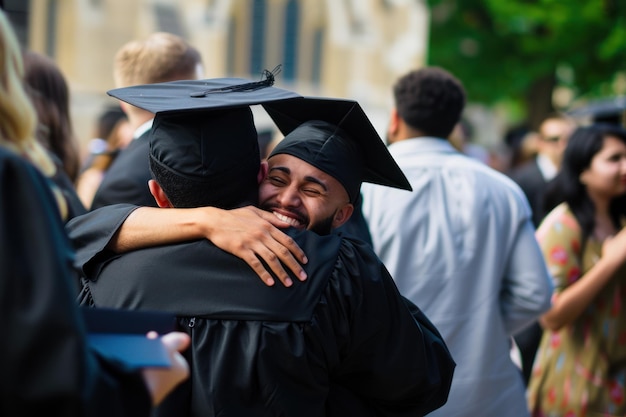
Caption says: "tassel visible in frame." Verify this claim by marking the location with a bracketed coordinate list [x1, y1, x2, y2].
[190, 65, 282, 97]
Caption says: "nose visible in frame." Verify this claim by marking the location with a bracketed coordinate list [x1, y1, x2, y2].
[276, 184, 302, 207]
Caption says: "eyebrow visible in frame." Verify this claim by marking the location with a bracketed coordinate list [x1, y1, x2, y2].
[269, 166, 328, 191]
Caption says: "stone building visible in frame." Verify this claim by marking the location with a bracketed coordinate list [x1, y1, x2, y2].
[5, 0, 429, 152]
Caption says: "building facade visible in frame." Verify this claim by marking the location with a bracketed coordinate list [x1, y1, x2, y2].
[7, 0, 429, 150]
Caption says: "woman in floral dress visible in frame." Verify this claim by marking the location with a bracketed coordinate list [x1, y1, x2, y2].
[528, 124, 626, 416]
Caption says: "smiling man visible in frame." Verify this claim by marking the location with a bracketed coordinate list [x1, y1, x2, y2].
[259, 120, 361, 234]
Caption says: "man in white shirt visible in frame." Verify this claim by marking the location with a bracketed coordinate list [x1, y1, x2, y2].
[360, 67, 553, 417]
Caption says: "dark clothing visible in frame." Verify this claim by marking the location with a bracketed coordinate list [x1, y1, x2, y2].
[508, 158, 549, 385]
[0, 148, 151, 417]
[51, 156, 87, 221]
[90, 132, 157, 210]
[335, 193, 373, 247]
[67, 204, 455, 417]
[508, 158, 549, 228]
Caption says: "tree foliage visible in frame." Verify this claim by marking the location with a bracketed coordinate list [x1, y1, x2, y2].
[426, 0, 626, 126]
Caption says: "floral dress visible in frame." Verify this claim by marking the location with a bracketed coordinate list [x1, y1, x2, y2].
[528, 203, 626, 417]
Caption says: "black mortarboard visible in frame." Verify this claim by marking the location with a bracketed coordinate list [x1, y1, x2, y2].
[263, 98, 412, 203]
[107, 77, 301, 115]
[107, 77, 302, 208]
[568, 96, 626, 127]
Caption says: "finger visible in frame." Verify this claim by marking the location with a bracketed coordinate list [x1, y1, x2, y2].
[253, 246, 294, 287]
[146, 331, 159, 339]
[265, 239, 307, 281]
[161, 332, 191, 352]
[243, 253, 276, 287]
[271, 231, 308, 266]
[257, 243, 307, 287]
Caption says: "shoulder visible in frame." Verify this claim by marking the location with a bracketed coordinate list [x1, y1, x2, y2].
[536, 203, 581, 242]
[0, 147, 55, 199]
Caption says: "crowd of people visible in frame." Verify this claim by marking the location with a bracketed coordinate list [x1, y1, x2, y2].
[2, 5, 626, 417]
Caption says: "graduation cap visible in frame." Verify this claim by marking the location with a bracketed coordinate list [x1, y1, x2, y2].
[567, 96, 626, 127]
[107, 74, 301, 115]
[263, 97, 413, 203]
[106, 75, 303, 208]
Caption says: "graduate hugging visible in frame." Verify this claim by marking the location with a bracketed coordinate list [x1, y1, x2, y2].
[67, 77, 456, 416]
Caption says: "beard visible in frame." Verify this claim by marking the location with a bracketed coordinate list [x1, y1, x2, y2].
[308, 213, 335, 235]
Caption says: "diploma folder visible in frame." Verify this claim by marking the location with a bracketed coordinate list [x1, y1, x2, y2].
[80, 307, 177, 369]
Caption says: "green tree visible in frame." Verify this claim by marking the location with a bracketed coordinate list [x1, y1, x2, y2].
[426, 0, 626, 128]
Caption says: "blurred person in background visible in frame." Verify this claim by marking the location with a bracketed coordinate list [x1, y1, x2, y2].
[76, 106, 132, 208]
[528, 123, 626, 417]
[508, 113, 576, 385]
[90, 32, 204, 210]
[509, 113, 576, 228]
[21, 49, 86, 220]
[360, 66, 553, 417]
[448, 117, 490, 165]
[22, 50, 81, 183]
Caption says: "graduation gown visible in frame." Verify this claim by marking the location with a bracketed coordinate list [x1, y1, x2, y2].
[0, 148, 151, 416]
[90, 131, 158, 210]
[68, 205, 455, 417]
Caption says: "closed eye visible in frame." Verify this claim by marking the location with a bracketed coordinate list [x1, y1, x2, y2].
[268, 176, 288, 186]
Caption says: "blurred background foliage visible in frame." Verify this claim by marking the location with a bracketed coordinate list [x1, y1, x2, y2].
[426, 0, 626, 129]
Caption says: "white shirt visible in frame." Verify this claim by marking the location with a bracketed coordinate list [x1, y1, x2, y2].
[133, 118, 154, 141]
[536, 153, 558, 182]
[361, 137, 553, 417]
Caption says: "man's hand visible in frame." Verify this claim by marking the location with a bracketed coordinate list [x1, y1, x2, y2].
[201, 206, 308, 286]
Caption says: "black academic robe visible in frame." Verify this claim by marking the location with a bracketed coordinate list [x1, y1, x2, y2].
[49, 152, 87, 221]
[90, 131, 158, 210]
[0, 148, 151, 417]
[67, 205, 455, 417]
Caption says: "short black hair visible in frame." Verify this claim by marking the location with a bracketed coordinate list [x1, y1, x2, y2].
[149, 156, 259, 209]
[393, 67, 466, 138]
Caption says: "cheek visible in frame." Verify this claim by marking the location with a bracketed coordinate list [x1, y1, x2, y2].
[258, 183, 274, 203]
[587, 165, 621, 188]
[302, 199, 328, 221]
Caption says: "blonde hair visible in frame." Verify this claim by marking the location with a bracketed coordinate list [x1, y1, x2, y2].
[0, 11, 55, 177]
[0, 11, 67, 217]
[113, 32, 202, 88]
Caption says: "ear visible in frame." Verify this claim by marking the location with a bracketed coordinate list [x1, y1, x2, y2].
[148, 179, 173, 208]
[579, 170, 588, 186]
[390, 108, 402, 133]
[331, 203, 355, 229]
[119, 100, 130, 115]
[258, 160, 269, 184]
[387, 108, 401, 142]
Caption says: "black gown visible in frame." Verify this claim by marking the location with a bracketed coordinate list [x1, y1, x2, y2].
[90, 131, 158, 210]
[67, 205, 455, 417]
[0, 148, 151, 417]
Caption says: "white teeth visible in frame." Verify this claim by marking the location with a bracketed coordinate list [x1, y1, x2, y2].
[273, 212, 301, 227]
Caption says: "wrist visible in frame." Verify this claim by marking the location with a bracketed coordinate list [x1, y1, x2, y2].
[187, 206, 219, 240]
